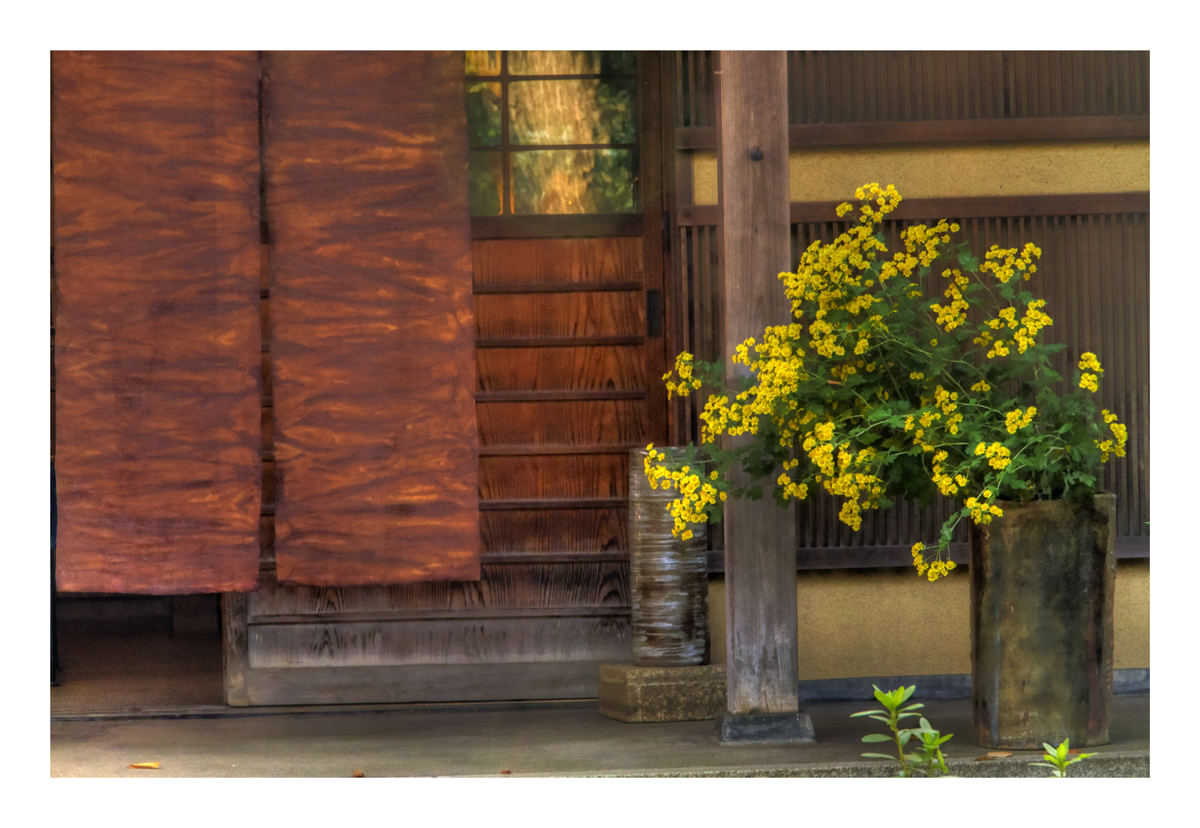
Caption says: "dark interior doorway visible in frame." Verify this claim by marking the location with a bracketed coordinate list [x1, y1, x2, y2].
[51, 593, 224, 715]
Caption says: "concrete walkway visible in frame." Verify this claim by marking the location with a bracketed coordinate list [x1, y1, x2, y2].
[50, 693, 1149, 778]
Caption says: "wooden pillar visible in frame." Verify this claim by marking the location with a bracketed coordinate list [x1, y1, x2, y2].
[714, 51, 813, 743]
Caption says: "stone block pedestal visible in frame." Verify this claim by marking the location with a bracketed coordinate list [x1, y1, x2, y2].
[598, 663, 727, 722]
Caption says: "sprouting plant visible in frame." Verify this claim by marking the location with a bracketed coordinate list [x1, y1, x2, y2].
[1029, 739, 1097, 777]
[850, 684, 953, 777]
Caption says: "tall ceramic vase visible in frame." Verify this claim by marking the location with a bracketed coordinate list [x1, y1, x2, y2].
[970, 493, 1117, 749]
[628, 448, 710, 666]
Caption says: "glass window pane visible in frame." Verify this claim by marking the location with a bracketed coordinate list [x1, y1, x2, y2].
[469, 151, 503, 216]
[509, 51, 602, 75]
[510, 149, 636, 215]
[509, 80, 637, 145]
[465, 82, 502, 147]
[465, 51, 501, 76]
[599, 52, 637, 75]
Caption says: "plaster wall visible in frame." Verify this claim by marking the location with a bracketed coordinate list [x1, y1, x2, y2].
[706, 559, 1149, 679]
[690, 140, 1149, 205]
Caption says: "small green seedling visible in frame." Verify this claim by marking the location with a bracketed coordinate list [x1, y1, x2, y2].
[851, 684, 953, 777]
[1029, 739, 1097, 778]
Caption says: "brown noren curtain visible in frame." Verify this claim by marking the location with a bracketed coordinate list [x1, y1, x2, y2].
[52, 51, 263, 593]
[263, 52, 481, 585]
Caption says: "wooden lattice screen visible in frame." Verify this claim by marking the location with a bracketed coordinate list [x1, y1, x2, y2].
[786, 51, 1150, 122]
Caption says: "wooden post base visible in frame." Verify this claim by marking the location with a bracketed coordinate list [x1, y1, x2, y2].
[716, 710, 816, 745]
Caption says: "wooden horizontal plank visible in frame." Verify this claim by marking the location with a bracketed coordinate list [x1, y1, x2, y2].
[482, 508, 627, 554]
[248, 560, 630, 617]
[705, 534, 1149, 572]
[239, 661, 613, 705]
[477, 335, 644, 348]
[479, 453, 628, 500]
[480, 550, 630, 564]
[249, 606, 630, 625]
[788, 116, 1150, 147]
[472, 237, 643, 286]
[476, 345, 645, 393]
[475, 390, 645, 402]
[247, 616, 632, 667]
[480, 498, 627, 511]
[792, 193, 1150, 223]
[675, 116, 1149, 150]
[478, 443, 642, 456]
[678, 193, 1150, 227]
[255, 549, 633, 566]
[476, 399, 646, 446]
[473, 280, 642, 294]
[475, 291, 643, 339]
[471, 214, 643, 239]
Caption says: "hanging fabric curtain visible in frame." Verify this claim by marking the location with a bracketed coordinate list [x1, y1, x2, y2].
[263, 52, 481, 585]
[52, 52, 263, 593]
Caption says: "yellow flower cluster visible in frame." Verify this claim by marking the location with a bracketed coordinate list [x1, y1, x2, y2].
[1078, 352, 1103, 392]
[980, 243, 1041, 284]
[911, 542, 957, 582]
[931, 450, 968, 497]
[1014, 300, 1053, 353]
[663, 352, 701, 400]
[930, 269, 970, 331]
[837, 182, 902, 226]
[1004, 406, 1037, 434]
[933, 385, 964, 435]
[796, 422, 884, 530]
[902, 219, 960, 267]
[964, 489, 1004, 524]
[974, 441, 1011, 470]
[643, 447, 726, 539]
[1097, 409, 1129, 462]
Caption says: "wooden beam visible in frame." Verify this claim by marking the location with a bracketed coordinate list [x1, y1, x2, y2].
[675, 115, 1150, 150]
[715, 51, 812, 743]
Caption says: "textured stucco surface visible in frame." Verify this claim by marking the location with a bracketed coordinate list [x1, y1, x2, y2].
[690, 139, 1149, 205]
[707, 559, 1149, 678]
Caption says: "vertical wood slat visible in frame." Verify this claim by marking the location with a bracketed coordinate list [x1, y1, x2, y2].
[52, 51, 263, 594]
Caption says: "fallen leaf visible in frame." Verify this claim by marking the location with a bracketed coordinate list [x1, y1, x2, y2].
[352, 770, 365, 778]
[1068, 748, 1084, 755]
[973, 751, 1013, 761]
[500, 769, 512, 775]
[129, 762, 160, 770]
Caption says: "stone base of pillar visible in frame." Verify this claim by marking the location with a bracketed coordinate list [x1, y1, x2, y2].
[716, 710, 816, 744]
[598, 663, 726, 723]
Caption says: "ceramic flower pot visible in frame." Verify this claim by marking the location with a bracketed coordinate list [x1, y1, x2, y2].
[970, 493, 1116, 748]
[628, 448, 710, 666]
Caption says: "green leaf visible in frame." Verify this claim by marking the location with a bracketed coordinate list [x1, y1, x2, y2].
[849, 710, 885, 718]
[861, 733, 893, 743]
[861, 753, 897, 761]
